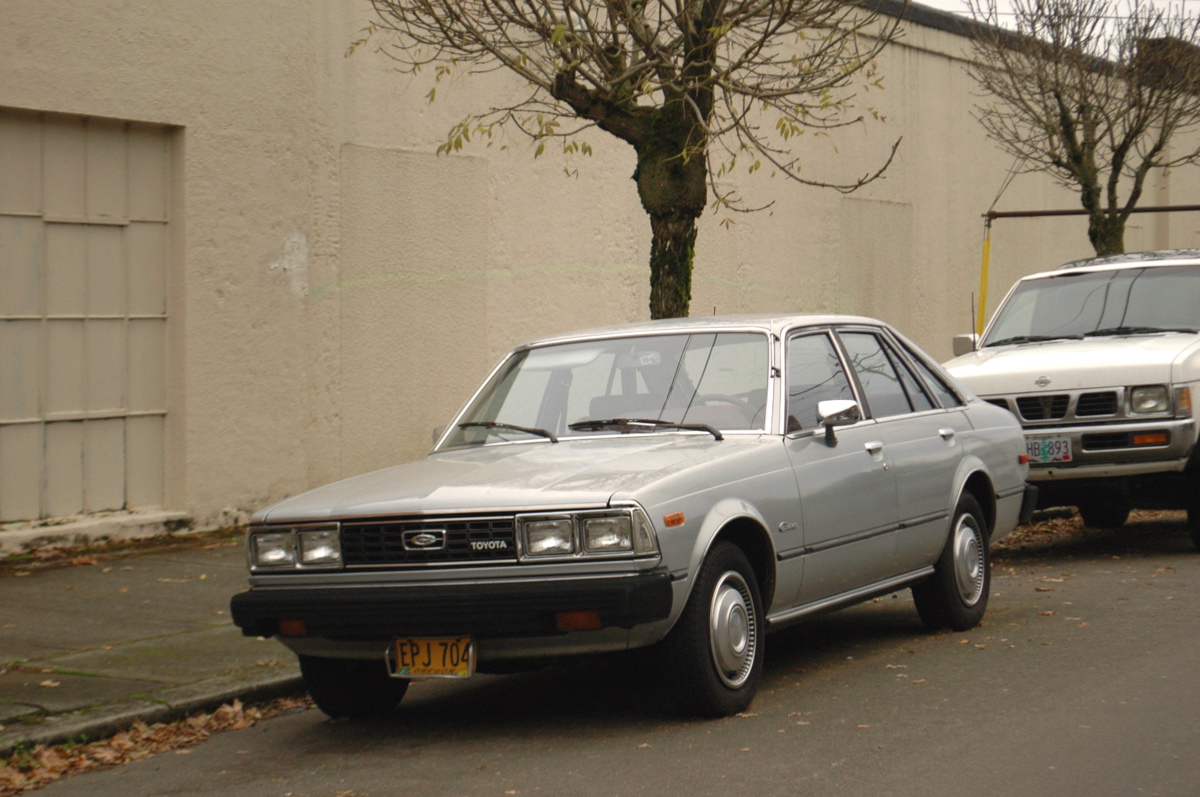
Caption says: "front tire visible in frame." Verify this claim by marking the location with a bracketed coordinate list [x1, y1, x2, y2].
[912, 494, 990, 632]
[1186, 469, 1200, 551]
[660, 542, 764, 718]
[299, 654, 409, 719]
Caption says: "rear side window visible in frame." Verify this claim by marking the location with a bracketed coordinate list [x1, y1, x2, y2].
[905, 347, 963, 408]
[839, 332, 928, 418]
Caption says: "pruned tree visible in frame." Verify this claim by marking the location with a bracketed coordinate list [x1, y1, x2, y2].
[966, 0, 1200, 256]
[363, 0, 905, 318]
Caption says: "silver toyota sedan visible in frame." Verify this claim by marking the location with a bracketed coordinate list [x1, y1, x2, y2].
[232, 315, 1033, 718]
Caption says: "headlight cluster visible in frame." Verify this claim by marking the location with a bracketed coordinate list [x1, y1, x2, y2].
[249, 525, 342, 570]
[518, 507, 659, 560]
[1129, 385, 1170, 414]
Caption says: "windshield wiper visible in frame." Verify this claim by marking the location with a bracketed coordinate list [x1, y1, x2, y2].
[567, 417, 724, 441]
[1084, 326, 1199, 337]
[458, 421, 557, 443]
[984, 334, 1082, 348]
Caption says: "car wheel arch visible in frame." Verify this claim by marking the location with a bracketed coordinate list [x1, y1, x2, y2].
[957, 470, 997, 541]
[697, 516, 776, 613]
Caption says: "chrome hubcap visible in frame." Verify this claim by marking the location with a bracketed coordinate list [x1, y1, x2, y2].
[709, 571, 757, 687]
[952, 514, 985, 606]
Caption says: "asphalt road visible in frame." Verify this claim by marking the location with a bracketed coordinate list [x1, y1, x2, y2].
[36, 513, 1200, 797]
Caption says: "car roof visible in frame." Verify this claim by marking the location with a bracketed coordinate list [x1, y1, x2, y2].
[516, 314, 888, 349]
[1032, 249, 1200, 278]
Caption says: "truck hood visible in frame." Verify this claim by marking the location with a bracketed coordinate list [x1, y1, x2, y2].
[256, 435, 757, 523]
[944, 333, 1200, 394]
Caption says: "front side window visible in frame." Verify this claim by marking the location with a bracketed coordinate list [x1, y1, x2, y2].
[441, 332, 769, 447]
[786, 333, 854, 431]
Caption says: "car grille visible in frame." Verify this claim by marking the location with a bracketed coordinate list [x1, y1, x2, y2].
[340, 516, 517, 568]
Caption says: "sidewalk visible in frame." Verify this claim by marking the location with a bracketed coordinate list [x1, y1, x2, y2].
[0, 537, 303, 755]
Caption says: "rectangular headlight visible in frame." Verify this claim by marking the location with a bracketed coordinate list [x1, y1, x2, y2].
[583, 516, 633, 552]
[251, 532, 296, 567]
[522, 517, 576, 556]
[1130, 385, 1169, 414]
[298, 528, 342, 566]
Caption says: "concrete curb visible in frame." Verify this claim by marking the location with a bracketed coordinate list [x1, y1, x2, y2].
[0, 671, 304, 756]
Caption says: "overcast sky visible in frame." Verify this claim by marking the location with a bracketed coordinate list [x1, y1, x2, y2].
[912, 0, 1200, 19]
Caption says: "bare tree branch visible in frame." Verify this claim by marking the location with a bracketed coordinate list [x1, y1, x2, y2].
[966, 0, 1200, 254]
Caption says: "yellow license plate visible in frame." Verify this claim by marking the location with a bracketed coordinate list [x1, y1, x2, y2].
[391, 637, 475, 678]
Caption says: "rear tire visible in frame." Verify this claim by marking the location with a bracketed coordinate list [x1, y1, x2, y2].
[913, 494, 990, 632]
[299, 654, 409, 719]
[1076, 495, 1130, 528]
[659, 542, 764, 718]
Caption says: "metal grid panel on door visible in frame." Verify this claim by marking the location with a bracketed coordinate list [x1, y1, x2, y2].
[0, 110, 169, 522]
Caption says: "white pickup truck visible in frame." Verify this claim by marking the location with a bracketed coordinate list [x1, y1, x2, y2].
[944, 250, 1200, 549]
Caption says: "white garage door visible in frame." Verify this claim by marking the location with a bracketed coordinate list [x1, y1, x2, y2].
[0, 109, 172, 522]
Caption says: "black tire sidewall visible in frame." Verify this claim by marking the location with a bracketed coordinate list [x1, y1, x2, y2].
[661, 541, 764, 718]
[914, 494, 990, 632]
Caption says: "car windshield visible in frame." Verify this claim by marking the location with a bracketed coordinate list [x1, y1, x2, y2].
[981, 264, 1200, 348]
[441, 332, 770, 447]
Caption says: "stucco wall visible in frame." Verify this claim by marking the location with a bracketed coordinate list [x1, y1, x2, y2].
[1, 0, 1197, 530]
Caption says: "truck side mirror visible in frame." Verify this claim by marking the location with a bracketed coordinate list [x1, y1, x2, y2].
[952, 334, 979, 357]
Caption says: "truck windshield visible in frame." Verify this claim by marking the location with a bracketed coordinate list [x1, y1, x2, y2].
[982, 265, 1200, 348]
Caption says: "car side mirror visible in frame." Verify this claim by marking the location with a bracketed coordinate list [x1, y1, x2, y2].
[817, 399, 860, 446]
[952, 333, 979, 357]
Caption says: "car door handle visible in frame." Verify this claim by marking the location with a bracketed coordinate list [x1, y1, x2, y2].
[865, 441, 884, 455]
[939, 428, 956, 442]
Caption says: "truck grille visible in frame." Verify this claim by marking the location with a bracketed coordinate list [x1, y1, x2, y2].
[340, 516, 517, 567]
[991, 388, 1129, 426]
[1075, 391, 1119, 416]
[1016, 395, 1069, 420]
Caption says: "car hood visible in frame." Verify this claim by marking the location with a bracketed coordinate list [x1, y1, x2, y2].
[256, 435, 757, 523]
[944, 333, 1200, 394]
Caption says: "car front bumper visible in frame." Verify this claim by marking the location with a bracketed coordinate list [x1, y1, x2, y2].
[230, 568, 674, 642]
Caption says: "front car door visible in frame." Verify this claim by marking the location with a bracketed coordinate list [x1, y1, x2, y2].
[783, 329, 899, 607]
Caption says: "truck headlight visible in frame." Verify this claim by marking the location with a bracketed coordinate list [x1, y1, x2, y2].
[1130, 385, 1169, 414]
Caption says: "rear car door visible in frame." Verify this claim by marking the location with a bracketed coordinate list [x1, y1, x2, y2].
[836, 328, 967, 575]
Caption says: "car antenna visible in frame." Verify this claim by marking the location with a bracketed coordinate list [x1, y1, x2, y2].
[970, 293, 978, 351]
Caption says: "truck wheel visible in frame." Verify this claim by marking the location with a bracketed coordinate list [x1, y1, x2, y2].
[912, 494, 990, 632]
[1187, 471, 1200, 551]
[299, 654, 409, 719]
[660, 541, 764, 718]
[1076, 495, 1130, 528]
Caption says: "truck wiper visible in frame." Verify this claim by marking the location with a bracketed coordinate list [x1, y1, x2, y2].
[568, 417, 724, 441]
[984, 334, 1082, 348]
[458, 421, 557, 443]
[1084, 326, 1199, 337]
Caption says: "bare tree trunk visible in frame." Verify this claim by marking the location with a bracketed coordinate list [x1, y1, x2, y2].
[634, 103, 708, 319]
[648, 213, 697, 319]
[1088, 212, 1126, 256]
